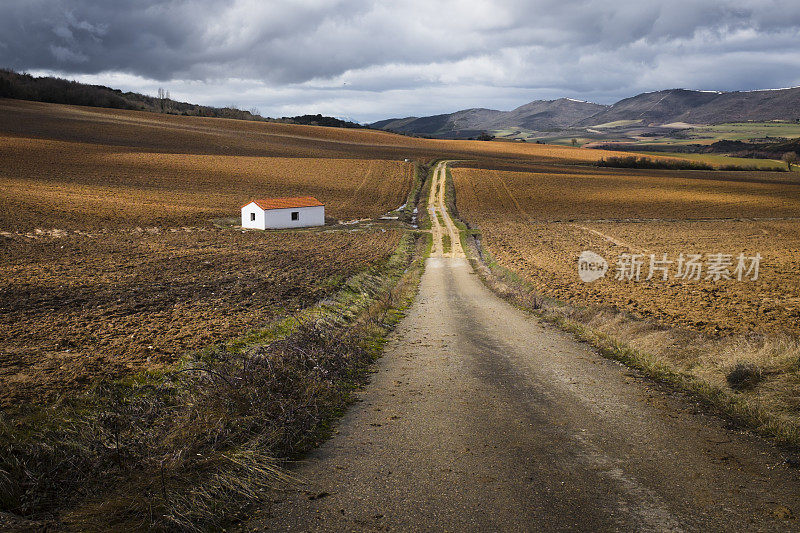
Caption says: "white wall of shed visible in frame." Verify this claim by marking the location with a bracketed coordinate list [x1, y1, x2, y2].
[241, 203, 266, 229]
[263, 205, 324, 229]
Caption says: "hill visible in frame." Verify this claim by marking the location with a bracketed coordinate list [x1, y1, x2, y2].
[374, 88, 800, 138]
[485, 98, 607, 131]
[576, 88, 800, 126]
[0, 68, 364, 128]
[374, 98, 605, 138]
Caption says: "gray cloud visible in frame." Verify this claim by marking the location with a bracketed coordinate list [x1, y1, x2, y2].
[3, 0, 800, 121]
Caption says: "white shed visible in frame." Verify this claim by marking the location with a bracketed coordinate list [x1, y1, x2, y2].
[241, 196, 325, 230]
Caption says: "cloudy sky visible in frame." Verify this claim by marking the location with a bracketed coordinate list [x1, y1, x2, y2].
[3, 0, 800, 122]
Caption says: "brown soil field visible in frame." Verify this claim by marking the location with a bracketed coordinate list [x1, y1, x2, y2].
[1, 99, 426, 524]
[0, 136, 414, 229]
[0, 100, 667, 229]
[453, 165, 800, 336]
[0, 98, 443, 414]
[0, 228, 401, 412]
[0, 99, 641, 164]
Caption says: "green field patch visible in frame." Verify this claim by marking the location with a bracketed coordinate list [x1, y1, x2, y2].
[588, 119, 643, 129]
[687, 122, 800, 142]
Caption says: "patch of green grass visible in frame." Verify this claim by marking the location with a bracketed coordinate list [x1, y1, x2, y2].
[443, 165, 467, 231]
[546, 136, 595, 146]
[442, 232, 451, 255]
[398, 162, 426, 225]
[420, 230, 434, 258]
[697, 121, 800, 140]
[417, 161, 438, 230]
[589, 119, 644, 129]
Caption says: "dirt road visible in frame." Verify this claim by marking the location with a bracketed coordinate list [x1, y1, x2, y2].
[428, 161, 465, 258]
[247, 165, 800, 532]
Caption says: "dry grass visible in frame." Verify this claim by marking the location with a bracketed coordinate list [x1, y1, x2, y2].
[465, 233, 800, 445]
[2, 232, 425, 530]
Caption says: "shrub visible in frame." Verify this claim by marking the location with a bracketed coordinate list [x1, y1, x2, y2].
[597, 155, 787, 172]
[718, 164, 786, 172]
[726, 362, 763, 391]
[597, 156, 713, 171]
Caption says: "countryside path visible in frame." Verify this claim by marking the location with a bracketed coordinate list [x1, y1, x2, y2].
[427, 161, 465, 258]
[247, 163, 800, 532]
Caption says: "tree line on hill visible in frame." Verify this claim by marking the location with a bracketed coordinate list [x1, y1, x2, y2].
[0, 69, 364, 128]
[594, 138, 800, 169]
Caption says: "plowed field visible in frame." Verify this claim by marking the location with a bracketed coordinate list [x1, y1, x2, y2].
[0, 229, 401, 410]
[0, 98, 423, 409]
[453, 165, 800, 336]
[0, 98, 660, 232]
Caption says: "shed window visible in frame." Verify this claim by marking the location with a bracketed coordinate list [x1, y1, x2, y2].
[291, 211, 299, 221]
[250, 212, 255, 221]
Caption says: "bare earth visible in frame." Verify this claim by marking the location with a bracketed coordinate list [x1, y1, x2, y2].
[245, 166, 800, 532]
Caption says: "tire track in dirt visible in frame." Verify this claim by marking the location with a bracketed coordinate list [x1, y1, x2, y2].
[427, 162, 444, 257]
[488, 168, 531, 222]
[484, 166, 642, 252]
[343, 160, 376, 214]
[428, 162, 464, 258]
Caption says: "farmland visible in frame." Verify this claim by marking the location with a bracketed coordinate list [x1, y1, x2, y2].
[3, 97, 799, 411]
[0, 139, 413, 229]
[0, 98, 644, 404]
[0, 107, 421, 229]
[0, 229, 401, 411]
[452, 164, 800, 337]
[0, 99, 430, 405]
[669, 121, 800, 143]
[0, 98, 430, 526]
[0, 100, 647, 226]
[5, 95, 800, 527]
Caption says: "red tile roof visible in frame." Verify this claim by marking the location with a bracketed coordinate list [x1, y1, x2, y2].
[243, 196, 324, 210]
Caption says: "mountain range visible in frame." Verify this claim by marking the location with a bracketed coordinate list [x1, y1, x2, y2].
[371, 88, 800, 138]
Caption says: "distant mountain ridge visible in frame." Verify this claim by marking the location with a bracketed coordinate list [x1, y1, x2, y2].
[373, 88, 800, 138]
[576, 87, 800, 126]
[373, 98, 605, 138]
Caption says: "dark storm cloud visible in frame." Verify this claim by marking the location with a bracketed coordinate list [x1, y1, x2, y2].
[3, 0, 800, 121]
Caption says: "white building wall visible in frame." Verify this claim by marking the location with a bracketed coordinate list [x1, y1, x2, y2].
[241, 203, 325, 229]
[241, 203, 266, 229]
[263, 205, 325, 229]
